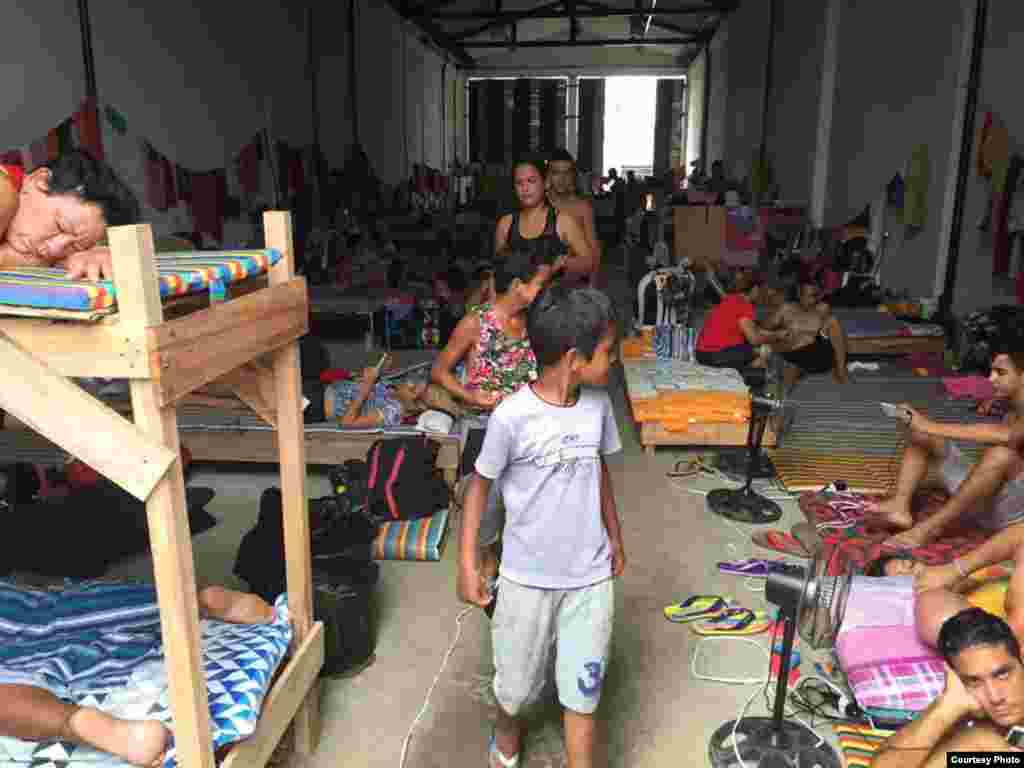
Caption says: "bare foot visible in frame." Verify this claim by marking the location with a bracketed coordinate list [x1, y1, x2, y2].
[68, 708, 168, 767]
[884, 526, 933, 550]
[865, 496, 914, 531]
[199, 586, 275, 624]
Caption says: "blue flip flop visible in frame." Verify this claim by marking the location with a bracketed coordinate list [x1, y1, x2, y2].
[663, 595, 729, 623]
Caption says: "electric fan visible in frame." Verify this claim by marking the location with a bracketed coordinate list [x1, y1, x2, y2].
[708, 551, 854, 768]
[706, 395, 788, 525]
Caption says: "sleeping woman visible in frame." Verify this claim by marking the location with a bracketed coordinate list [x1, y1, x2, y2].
[0, 150, 139, 280]
[864, 551, 1017, 650]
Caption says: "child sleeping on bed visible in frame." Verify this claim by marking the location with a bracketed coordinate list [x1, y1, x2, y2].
[323, 355, 465, 429]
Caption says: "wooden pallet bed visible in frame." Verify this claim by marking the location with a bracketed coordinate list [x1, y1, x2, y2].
[0, 211, 323, 768]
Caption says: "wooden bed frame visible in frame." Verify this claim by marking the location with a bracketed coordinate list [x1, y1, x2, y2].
[0, 212, 323, 768]
[846, 333, 946, 357]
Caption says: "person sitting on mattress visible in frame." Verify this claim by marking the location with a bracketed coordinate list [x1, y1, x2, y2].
[864, 343, 1024, 549]
[872, 608, 1024, 767]
[0, 583, 276, 767]
[761, 275, 849, 389]
[694, 268, 790, 370]
[0, 150, 139, 280]
[324, 357, 465, 429]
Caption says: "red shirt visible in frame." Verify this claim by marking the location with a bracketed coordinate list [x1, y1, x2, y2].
[696, 294, 754, 352]
[0, 164, 26, 192]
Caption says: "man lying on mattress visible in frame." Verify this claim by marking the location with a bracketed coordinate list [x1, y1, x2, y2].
[0, 582, 276, 767]
[0, 150, 139, 280]
[760, 275, 849, 389]
[865, 343, 1024, 548]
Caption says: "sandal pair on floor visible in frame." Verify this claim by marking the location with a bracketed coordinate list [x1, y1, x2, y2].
[663, 595, 771, 635]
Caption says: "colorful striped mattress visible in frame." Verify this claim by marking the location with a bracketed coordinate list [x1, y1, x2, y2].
[373, 509, 449, 561]
[0, 250, 281, 314]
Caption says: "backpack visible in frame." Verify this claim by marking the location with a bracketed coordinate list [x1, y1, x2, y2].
[329, 459, 370, 517]
[365, 436, 450, 522]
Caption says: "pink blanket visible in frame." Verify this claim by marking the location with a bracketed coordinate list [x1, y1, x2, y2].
[837, 625, 945, 711]
[942, 376, 996, 400]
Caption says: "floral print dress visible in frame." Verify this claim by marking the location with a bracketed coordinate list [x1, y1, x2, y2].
[465, 303, 537, 403]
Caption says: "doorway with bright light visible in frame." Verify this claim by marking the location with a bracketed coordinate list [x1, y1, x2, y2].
[602, 76, 658, 180]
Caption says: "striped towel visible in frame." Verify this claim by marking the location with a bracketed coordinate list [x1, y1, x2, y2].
[0, 249, 280, 313]
[373, 509, 449, 561]
[833, 723, 895, 767]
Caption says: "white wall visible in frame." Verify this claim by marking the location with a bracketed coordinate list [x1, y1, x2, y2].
[685, 50, 706, 173]
[705, 21, 729, 170]
[0, 1, 85, 148]
[953, 0, 1024, 312]
[764, 0, 824, 205]
[317, 0, 456, 186]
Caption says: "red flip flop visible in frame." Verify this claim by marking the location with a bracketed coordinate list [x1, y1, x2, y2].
[751, 529, 812, 559]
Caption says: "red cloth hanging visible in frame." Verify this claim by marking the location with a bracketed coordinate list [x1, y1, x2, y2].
[74, 98, 104, 161]
[237, 138, 261, 196]
[189, 170, 227, 243]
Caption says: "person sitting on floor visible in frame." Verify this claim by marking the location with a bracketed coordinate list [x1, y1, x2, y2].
[864, 343, 1024, 549]
[871, 608, 1024, 767]
[324, 356, 464, 429]
[694, 268, 790, 370]
[0, 150, 139, 280]
[0, 583, 276, 767]
[761, 275, 849, 388]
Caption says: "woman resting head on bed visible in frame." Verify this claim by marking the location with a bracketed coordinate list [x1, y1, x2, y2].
[0, 150, 139, 280]
[324, 355, 466, 429]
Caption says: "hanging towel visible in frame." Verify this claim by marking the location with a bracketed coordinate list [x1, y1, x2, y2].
[993, 154, 1024, 276]
[189, 170, 227, 244]
[74, 98, 104, 161]
[902, 144, 930, 229]
[237, 138, 262, 196]
[977, 111, 994, 177]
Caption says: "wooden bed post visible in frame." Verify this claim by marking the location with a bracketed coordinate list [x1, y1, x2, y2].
[264, 210, 321, 753]
[108, 223, 215, 768]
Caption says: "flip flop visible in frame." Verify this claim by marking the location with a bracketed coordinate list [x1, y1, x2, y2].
[717, 558, 792, 578]
[663, 595, 729, 624]
[751, 529, 812, 559]
[790, 522, 822, 556]
[692, 608, 772, 636]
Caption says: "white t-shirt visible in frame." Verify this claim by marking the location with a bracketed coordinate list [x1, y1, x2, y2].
[474, 384, 622, 589]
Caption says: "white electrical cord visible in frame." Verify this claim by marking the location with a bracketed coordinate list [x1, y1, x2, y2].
[399, 605, 475, 768]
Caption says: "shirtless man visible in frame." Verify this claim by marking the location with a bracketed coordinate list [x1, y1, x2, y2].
[545, 148, 602, 288]
[762, 276, 849, 390]
[867, 346, 1024, 549]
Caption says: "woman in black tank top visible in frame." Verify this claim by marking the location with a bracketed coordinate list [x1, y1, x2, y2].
[494, 155, 594, 289]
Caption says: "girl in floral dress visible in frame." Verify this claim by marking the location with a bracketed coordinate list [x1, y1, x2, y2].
[432, 249, 561, 586]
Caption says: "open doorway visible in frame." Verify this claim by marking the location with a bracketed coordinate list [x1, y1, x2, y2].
[602, 76, 658, 181]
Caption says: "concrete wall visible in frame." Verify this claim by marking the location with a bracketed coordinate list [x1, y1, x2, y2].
[705, 20, 729, 171]
[685, 51, 706, 173]
[317, 0, 456, 185]
[953, 0, 1024, 312]
[764, 0, 825, 205]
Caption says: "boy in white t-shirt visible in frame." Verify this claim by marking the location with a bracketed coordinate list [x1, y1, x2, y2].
[458, 285, 626, 768]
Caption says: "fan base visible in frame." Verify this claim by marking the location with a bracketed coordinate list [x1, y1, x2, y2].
[708, 717, 842, 768]
[707, 488, 782, 524]
[716, 449, 776, 480]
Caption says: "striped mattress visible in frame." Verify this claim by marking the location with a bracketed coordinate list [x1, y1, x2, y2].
[0, 250, 281, 314]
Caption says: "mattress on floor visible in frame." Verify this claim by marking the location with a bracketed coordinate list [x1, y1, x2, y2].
[0, 581, 292, 768]
[779, 373, 994, 456]
[831, 308, 944, 338]
[0, 250, 281, 314]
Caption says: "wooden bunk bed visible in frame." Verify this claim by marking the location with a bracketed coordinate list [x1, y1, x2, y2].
[0, 211, 323, 767]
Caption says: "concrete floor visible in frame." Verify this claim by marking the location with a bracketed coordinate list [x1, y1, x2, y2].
[103, 252, 842, 767]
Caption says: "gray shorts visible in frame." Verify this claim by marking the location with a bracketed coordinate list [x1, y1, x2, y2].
[491, 576, 614, 716]
[939, 440, 1024, 530]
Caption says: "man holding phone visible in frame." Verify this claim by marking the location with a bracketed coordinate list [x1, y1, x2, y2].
[866, 344, 1024, 549]
[872, 608, 1024, 767]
